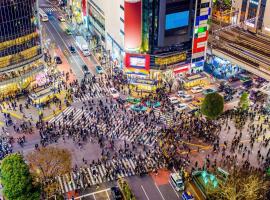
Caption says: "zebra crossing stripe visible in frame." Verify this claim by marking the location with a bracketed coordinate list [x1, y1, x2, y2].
[71, 172, 76, 189]
[82, 168, 91, 185]
[62, 175, 69, 193]
[87, 167, 96, 185]
[57, 176, 65, 193]
[66, 109, 84, 126]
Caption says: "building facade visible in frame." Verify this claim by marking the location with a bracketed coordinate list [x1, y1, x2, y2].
[0, 0, 43, 95]
[87, 0, 211, 91]
[234, 0, 270, 35]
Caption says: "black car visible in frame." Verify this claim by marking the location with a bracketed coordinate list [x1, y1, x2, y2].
[224, 94, 233, 102]
[54, 56, 62, 64]
[111, 186, 123, 200]
[69, 46, 76, 53]
[82, 65, 90, 74]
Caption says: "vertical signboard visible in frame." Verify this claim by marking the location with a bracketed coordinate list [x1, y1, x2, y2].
[124, 0, 142, 51]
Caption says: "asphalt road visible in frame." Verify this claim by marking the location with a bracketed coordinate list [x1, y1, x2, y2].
[39, 0, 98, 82]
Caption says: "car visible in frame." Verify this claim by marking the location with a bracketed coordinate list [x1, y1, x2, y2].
[65, 28, 72, 35]
[177, 90, 185, 97]
[191, 86, 203, 93]
[95, 65, 104, 74]
[241, 80, 253, 89]
[180, 94, 193, 102]
[228, 76, 240, 82]
[126, 96, 141, 104]
[203, 88, 216, 95]
[54, 56, 62, 64]
[130, 104, 147, 112]
[169, 96, 179, 104]
[81, 65, 90, 75]
[109, 88, 119, 99]
[182, 191, 194, 200]
[111, 186, 123, 200]
[69, 46, 76, 53]
[58, 16, 65, 22]
[175, 103, 188, 111]
[224, 94, 233, 102]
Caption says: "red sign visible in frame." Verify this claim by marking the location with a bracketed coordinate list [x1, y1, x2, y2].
[82, 0, 87, 16]
[125, 53, 150, 75]
[124, 0, 142, 50]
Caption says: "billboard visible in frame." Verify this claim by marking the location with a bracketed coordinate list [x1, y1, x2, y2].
[165, 11, 189, 30]
[125, 53, 150, 76]
[124, 0, 142, 51]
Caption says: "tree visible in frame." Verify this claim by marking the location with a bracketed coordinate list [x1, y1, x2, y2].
[239, 92, 249, 111]
[0, 153, 40, 200]
[207, 170, 269, 200]
[26, 147, 72, 197]
[201, 92, 224, 119]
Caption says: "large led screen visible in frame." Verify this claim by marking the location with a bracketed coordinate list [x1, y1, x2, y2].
[165, 11, 189, 30]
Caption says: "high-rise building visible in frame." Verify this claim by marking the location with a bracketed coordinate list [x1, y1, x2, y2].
[234, 0, 270, 35]
[0, 0, 43, 95]
[87, 0, 211, 91]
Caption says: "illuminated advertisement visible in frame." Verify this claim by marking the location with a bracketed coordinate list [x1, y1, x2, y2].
[124, 0, 142, 51]
[173, 64, 190, 74]
[125, 53, 150, 76]
[155, 53, 186, 66]
[82, 0, 87, 16]
[165, 11, 189, 30]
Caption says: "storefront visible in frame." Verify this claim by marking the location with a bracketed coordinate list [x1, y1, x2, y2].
[205, 55, 244, 79]
[68, 0, 88, 34]
[107, 34, 124, 69]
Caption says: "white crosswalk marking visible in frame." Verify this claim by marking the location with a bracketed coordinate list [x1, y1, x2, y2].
[41, 7, 58, 12]
[153, 108, 174, 125]
[73, 83, 111, 103]
[57, 157, 163, 193]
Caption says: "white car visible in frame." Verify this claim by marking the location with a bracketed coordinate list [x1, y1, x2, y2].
[109, 88, 119, 99]
[58, 16, 65, 22]
[169, 97, 179, 104]
[180, 94, 193, 102]
[191, 86, 203, 93]
[177, 90, 185, 97]
[175, 103, 188, 111]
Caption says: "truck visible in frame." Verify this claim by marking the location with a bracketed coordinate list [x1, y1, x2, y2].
[75, 36, 90, 56]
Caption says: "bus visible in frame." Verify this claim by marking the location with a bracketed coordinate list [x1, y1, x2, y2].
[39, 8, 48, 22]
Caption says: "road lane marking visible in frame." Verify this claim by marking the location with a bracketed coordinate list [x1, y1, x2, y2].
[47, 18, 85, 75]
[92, 194, 97, 200]
[154, 182, 166, 200]
[141, 185, 150, 200]
[168, 180, 179, 198]
[106, 190, 111, 200]
[74, 188, 110, 199]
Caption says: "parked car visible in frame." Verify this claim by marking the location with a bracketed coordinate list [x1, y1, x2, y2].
[130, 104, 147, 112]
[58, 15, 65, 22]
[81, 65, 90, 75]
[224, 94, 233, 102]
[180, 94, 193, 102]
[228, 76, 240, 82]
[182, 191, 194, 200]
[203, 88, 216, 95]
[54, 56, 62, 64]
[191, 86, 203, 93]
[169, 96, 180, 104]
[69, 45, 76, 53]
[111, 186, 123, 200]
[177, 90, 185, 97]
[109, 88, 119, 99]
[175, 103, 188, 112]
[95, 65, 104, 74]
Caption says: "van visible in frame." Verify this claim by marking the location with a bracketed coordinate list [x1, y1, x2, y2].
[170, 172, 185, 191]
